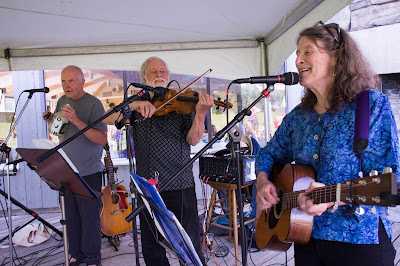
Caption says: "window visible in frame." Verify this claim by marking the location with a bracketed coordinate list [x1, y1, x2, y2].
[1, 68, 293, 163]
[0, 74, 17, 149]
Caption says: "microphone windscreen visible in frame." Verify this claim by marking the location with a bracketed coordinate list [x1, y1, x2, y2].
[283, 72, 299, 85]
[292, 72, 300, 84]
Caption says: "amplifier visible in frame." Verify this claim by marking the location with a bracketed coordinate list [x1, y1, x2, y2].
[199, 155, 256, 185]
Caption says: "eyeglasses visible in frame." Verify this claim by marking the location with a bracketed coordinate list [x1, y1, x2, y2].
[315, 21, 341, 45]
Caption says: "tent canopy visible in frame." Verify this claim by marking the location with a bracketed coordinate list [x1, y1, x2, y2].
[0, 0, 351, 79]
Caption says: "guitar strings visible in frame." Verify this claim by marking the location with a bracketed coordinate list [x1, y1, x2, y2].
[278, 180, 376, 209]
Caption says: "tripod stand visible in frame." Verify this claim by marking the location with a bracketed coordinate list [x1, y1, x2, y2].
[0, 187, 63, 243]
[0, 90, 41, 264]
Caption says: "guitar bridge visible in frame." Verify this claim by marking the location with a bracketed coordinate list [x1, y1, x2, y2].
[111, 209, 124, 215]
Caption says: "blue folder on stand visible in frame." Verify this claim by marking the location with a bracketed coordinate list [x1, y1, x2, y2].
[130, 172, 202, 266]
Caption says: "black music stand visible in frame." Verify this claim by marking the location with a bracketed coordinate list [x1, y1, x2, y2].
[16, 147, 98, 266]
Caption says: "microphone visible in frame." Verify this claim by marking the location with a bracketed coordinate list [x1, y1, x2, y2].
[233, 72, 299, 85]
[131, 83, 167, 98]
[121, 104, 132, 124]
[23, 87, 50, 93]
[131, 83, 155, 92]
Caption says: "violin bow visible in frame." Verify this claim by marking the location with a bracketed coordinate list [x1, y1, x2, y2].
[153, 68, 212, 113]
[135, 68, 212, 122]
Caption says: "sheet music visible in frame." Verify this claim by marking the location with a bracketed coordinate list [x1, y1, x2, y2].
[32, 139, 79, 173]
[130, 173, 202, 265]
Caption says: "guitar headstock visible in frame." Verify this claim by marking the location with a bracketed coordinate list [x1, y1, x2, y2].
[103, 142, 116, 186]
[103, 143, 113, 167]
[104, 142, 110, 152]
[340, 172, 397, 207]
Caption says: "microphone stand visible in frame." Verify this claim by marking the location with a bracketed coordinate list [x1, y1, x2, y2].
[0, 91, 37, 265]
[121, 86, 140, 266]
[0, 143, 13, 265]
[126, 85, 275, 266]
[226, 124, 248, 264]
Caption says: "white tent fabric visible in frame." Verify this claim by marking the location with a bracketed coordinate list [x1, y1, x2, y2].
[0, 0, 352, 77]
[1, 46, 262, 80]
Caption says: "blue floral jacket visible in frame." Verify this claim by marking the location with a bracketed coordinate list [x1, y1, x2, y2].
[256, 90, 400, 244]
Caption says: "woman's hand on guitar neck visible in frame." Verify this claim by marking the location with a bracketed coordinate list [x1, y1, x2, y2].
[298, 182, 336, 216]
[256, 171, 280, 212]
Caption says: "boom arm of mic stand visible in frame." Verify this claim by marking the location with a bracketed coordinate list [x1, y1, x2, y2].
[160, 87, 272, 192]
[125, 86, 274, 223]
[36, 91, 147, 163]
[125, 203, 145, 223]
[125, 110, 242, 223]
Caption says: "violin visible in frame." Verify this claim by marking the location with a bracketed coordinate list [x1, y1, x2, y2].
[152, 89, 232, 116]
[135, 68, 219, 121]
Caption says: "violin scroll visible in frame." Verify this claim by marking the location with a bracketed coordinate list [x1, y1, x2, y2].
[214, 98, 233, 110]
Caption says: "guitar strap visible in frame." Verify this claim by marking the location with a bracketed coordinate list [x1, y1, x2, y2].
[345, 91, 370, 213]
[353, 90, 400, 204]
[353, 90, 370, 155]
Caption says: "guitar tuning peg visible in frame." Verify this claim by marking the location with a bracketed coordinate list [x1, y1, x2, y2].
[372, 196, 381, 203]
[217, 97, 221, 101]
[357, 196, 367, 202]
[383, 167, 393, 174]
[369, 170, 378, 176]
[355, 206, 365, 215]
[216, 106, 220, 110]
[370, 206, 376, 214]
[358, 180, 367, 186]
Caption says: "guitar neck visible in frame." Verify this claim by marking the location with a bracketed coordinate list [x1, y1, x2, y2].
[281, 173, 395, 209]
[104, 144, 116, 191]
[281, 185, 338, 210]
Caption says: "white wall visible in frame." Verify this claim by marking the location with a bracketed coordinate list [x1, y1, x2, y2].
[350, 23, 400, 75]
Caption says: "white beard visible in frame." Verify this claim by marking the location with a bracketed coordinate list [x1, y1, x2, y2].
[147, 77, 167, 88]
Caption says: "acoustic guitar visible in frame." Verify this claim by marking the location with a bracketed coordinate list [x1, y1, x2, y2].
[255, 163, 397, 251]
[100, 143, 133, 236]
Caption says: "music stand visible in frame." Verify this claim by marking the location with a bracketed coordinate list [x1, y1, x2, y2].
[130, 172, 202, 266]
[16, 147, 98, 266]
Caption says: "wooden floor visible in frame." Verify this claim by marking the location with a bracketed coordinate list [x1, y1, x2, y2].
[0, 206, 400, 266]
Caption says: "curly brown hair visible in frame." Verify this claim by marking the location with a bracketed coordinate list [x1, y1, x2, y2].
[297, 23, 380, 111]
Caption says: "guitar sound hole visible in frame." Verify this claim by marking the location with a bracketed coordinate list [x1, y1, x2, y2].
[274, 188, 283, 218]
[268, 187, 283, 230]
[111, 193, 120, 204]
